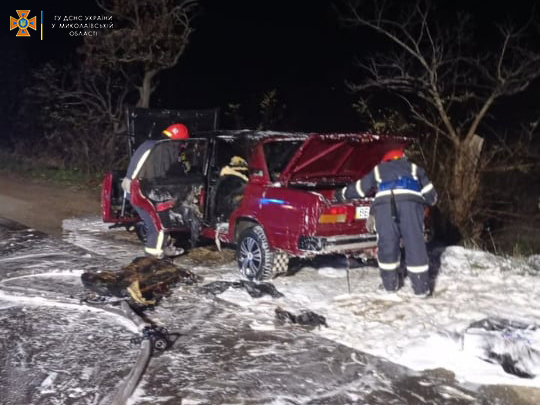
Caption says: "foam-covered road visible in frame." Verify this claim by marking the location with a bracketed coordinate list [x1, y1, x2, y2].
[0, 217, 526, 404]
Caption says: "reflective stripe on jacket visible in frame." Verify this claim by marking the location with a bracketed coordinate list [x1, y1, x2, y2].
[126, 140, 157, 181]
[339, 157, 437, 206]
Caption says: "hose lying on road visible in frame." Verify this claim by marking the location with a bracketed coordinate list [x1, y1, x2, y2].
[0, 272, 151, 405]
[1, 270, 213, 405]
[105, 301, 152, 405]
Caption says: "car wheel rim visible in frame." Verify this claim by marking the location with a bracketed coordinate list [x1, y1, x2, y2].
[239, 236, 263, 279]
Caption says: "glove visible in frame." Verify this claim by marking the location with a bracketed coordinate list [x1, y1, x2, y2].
[121, 177, 132, 194]
[334, 187, 346, 203]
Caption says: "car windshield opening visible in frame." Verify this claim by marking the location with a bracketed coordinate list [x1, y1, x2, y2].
[263, 140, 303, 182]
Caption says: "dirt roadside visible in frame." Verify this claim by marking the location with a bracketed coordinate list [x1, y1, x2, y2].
[0, 171, 101, 236]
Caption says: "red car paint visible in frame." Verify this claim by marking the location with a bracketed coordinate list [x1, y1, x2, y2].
[129, 179, 164, 232]
[102, 132, 409, 259]
[100, 171, 114, 223]
[218, 134, 406, 257]
[101, 172, 139, 225]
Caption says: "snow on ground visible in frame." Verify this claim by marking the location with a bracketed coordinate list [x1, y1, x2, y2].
[62, 216, 142, 265]
[61, 217, 540, 389]
[219, 246, 540, 388]
[0, 222, 140, 405]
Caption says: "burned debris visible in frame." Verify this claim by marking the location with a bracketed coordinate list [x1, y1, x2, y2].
[463, 317, 540, 379]
[275, 307, 328, 329]
[198, 280, 284, 299]
[81, 256, 202, 306]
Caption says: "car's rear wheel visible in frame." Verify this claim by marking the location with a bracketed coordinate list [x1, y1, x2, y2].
[236, 225, 289, 280]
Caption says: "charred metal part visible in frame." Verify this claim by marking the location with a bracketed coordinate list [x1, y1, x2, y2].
[198, 280, 284, 298]
[275, 307, 328, 329]
[131, 325, 172, 352]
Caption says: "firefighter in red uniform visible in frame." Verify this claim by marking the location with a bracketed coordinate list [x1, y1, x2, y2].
[122, 123, 189, 258]
[335, 148, 437, 297]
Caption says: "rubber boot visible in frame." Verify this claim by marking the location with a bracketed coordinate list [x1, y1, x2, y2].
[409, 271, 430, 296]
[379, 269, 399, 292]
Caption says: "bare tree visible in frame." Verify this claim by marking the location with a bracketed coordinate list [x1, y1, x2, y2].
[224, 90, 288, 130]
[18, 0, 199, 173]
[22, 62, 129, 172]
[85, 0, 198, 108]
[337, 0, 540, 241]
[258, 89, 287, 130]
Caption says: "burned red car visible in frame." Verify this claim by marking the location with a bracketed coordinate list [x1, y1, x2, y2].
[102, 121, 409, 280]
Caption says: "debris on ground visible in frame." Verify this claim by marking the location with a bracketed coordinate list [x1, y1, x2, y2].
[130, 325, 173, 352]
[198, 280, 284, 298]
[463, 317, 540, 378]
[81, 256, 202, 306]
[274, 307, 328, 329]
[186, 246, 236, 265]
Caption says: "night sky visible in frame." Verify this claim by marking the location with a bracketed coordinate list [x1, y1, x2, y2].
[2, 0, 539, 139]
[161, 0, 359, 131]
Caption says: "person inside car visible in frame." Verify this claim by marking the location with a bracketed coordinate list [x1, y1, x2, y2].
[214, 156, 249, 221]
[122, 123, 189, 259]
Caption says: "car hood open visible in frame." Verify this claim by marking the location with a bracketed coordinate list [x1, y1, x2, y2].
[279, 133, 410, 186]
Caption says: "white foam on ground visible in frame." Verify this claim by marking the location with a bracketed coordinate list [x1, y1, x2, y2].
[215, 245, 540, 387]
[60, 217, 540, 388]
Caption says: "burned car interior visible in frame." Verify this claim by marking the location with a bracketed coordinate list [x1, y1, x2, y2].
[137, 139, 207, 230]
[136, 134, 256, 229]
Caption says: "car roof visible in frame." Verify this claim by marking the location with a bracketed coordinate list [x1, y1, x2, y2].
[191, 130, 410, 143]
[190, 129, 309, 141]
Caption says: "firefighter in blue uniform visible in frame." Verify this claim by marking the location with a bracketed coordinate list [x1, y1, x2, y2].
[334, 148, 437, 297]
[122, 123, 189, 259]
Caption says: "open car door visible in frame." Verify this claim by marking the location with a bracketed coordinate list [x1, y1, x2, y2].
[101, 106, 219, 228]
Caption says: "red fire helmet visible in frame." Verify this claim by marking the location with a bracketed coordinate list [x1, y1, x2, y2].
[162, 123, 189, 140]
[381, 148, 405, 162]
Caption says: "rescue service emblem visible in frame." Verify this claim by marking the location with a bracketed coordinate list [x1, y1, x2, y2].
[10, 10, 37, 37]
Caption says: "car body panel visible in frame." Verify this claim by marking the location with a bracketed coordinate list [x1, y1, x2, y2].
[101, 171, 139, 226]
[279, 133, 409, 186]
[101, 125, 412, 260]
[235, 184, 322, 253]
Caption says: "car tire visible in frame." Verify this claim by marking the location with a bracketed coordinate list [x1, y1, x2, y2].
[236, 225, 289, 281]
[135, 221, 148, 243]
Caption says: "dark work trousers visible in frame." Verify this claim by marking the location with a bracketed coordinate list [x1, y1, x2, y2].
[132, 203, 165, 258]
[373, 200, 429, 294]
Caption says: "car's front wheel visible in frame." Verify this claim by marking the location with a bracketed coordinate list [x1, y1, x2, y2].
[236, 225, 289, 281]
